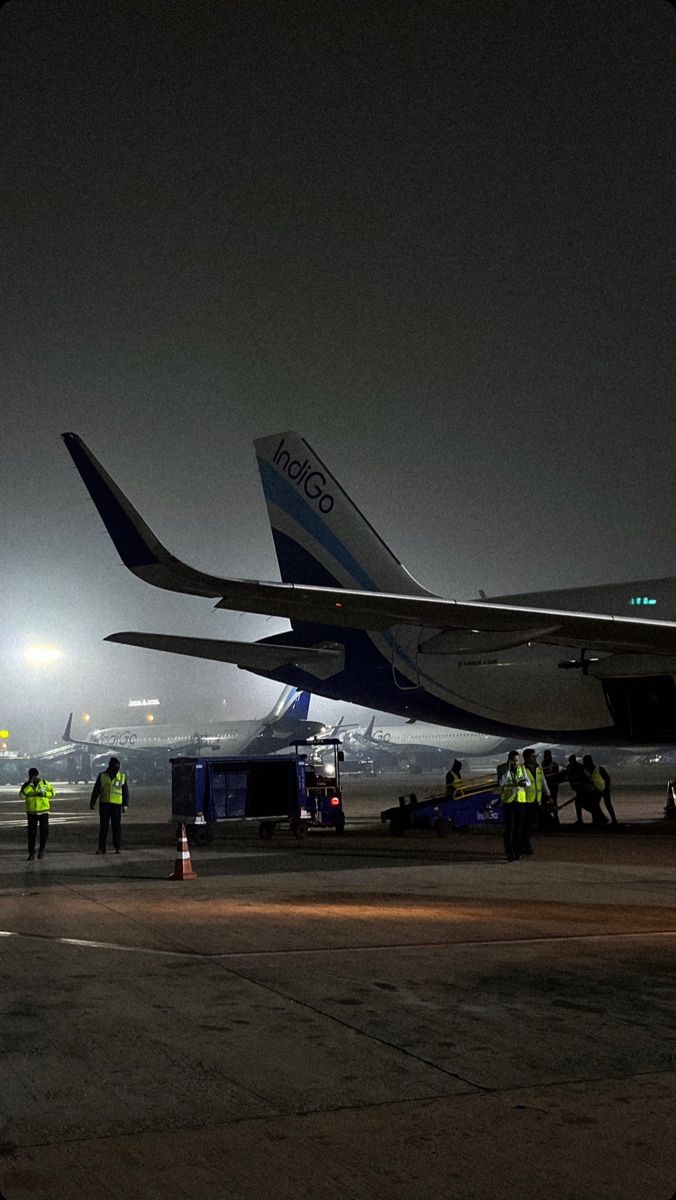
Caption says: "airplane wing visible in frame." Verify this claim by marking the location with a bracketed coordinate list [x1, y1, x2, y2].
[105, 632, 345, 679]
[64, 432, 676, 658]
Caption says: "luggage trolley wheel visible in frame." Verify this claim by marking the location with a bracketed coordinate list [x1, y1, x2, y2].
[259, 821, 275, 840]
[435, 816, 451, 838]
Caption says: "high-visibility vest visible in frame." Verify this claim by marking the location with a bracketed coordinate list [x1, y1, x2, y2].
[21, 779, 54, 814]
[99, 771, 126, 805]
[445, 770, 463, 798]
[524, 765, 545, 804]
[589, 767, 605, 793]
[501, 765, 529, 804]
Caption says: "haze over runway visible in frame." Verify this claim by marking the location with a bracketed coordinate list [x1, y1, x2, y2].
[2, 2, 674, 748]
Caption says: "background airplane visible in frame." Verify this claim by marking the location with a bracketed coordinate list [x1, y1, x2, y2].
[60, 686, 324, 779]
[9, 689, 322, 784]
[62, 431, 676, 746]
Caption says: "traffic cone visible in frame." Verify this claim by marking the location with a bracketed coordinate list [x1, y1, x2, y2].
[665, 781, 676, 820]
[169, 823, 198, 879]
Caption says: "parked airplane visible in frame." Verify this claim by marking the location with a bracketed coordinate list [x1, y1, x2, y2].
[62, 430, 676, 745]
[61, 687, 324, 763]
[339, 716, 556, 774]
[344, 716, 505, 772]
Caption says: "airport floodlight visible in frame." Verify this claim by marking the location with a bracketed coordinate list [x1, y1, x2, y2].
[145, 713, 155, 722]
[0, 730, 8, 739]
[24, 645, 61, 666]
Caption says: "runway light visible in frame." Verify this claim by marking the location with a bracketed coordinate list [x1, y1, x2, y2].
[25, 644, 61, 666]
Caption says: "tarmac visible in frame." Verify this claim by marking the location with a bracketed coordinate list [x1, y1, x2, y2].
[0, 772, 675, 1199]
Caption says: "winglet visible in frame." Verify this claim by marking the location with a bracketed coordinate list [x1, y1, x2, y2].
[62, 433, 166, 571]
[62, 434, 224, 597]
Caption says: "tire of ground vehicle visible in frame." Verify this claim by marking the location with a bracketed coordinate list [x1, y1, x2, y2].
[334, 812, 346, 834]
[292, 818, 309, 840]
[435, 816, 451, 838]
[259, 821, 274, 839]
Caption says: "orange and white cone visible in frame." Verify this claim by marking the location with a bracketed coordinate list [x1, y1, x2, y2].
[169, 823, 198, 880]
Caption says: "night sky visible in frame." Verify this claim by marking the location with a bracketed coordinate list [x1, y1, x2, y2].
[2, 1, 674, 748]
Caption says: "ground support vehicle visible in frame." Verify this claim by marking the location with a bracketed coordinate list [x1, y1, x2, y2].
[171, 740, 345, 841]
[381, 778, 502, 836]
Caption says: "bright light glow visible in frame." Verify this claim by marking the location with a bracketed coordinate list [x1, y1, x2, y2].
[128, 698, 160, 707]
[145, 713, 155, 723]
[25, 645, 61, 666]
[0, 730, 8, 739]
[82, 712, 90, 723]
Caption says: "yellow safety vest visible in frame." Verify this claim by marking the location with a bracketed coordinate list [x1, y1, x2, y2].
[99, 771, 126, 805]
[21, 779, 54, 814]
[445, 770, 463, 798]
[524, 765, 545, 804]
[590, 767, 605, 793]
[501, 766, 529, 804]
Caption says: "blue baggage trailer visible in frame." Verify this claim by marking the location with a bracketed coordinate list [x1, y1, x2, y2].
[171, 740, 345, 840]
[381, 777, 502, 836]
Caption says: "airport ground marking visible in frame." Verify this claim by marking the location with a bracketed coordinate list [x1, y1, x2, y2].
[4, 920, 676, 1100]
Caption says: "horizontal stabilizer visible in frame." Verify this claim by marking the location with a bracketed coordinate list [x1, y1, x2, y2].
[105, 633, 345, 679]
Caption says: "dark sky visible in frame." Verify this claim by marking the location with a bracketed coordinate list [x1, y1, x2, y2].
[1, 0, 674, 747]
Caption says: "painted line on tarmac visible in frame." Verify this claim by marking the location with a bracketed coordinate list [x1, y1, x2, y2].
[2, 925, 676, 960]
[0, 929, 198, 957]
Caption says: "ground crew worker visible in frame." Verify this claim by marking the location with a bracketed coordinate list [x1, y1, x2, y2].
[582, 755, 617, 825]
[522, 748, 551, 852]
[498, 750, 531, 862]
[445, 759, 463, 799]
[90, 756, 129, 854]
[567, 754, 607, 826]
[598, 761, 618, 826]
[20, 767, 54, 861]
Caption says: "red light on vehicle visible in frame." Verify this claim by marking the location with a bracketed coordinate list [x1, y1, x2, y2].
[335, 602, 343, 608]
[330, 796, 341, 807]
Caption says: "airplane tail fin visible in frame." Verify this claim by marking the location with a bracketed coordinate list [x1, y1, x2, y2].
[263, 685, 303, 724]
[283, 690, 311, 722]
[63, 713, 73, 742]
[254, 432, 431, 596]
[363, 715, 376, 742]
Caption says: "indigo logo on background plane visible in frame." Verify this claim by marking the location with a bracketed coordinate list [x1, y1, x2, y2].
[61, 429, 676, 745]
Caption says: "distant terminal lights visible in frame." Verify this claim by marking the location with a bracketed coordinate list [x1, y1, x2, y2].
[128, 698, 161, 707]
[629, 597, 657, 606]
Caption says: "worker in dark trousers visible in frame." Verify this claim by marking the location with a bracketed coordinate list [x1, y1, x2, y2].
[498, 750, 531, 861]
[90, 757, 129, 854]
[20, 767, 54, 861]
[445, 759, 463, 799]
[598, 761, 618, 825]
[567, 755, 607, 826]
[521, 748, 552, 851]
[583, 755, 618, 825]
